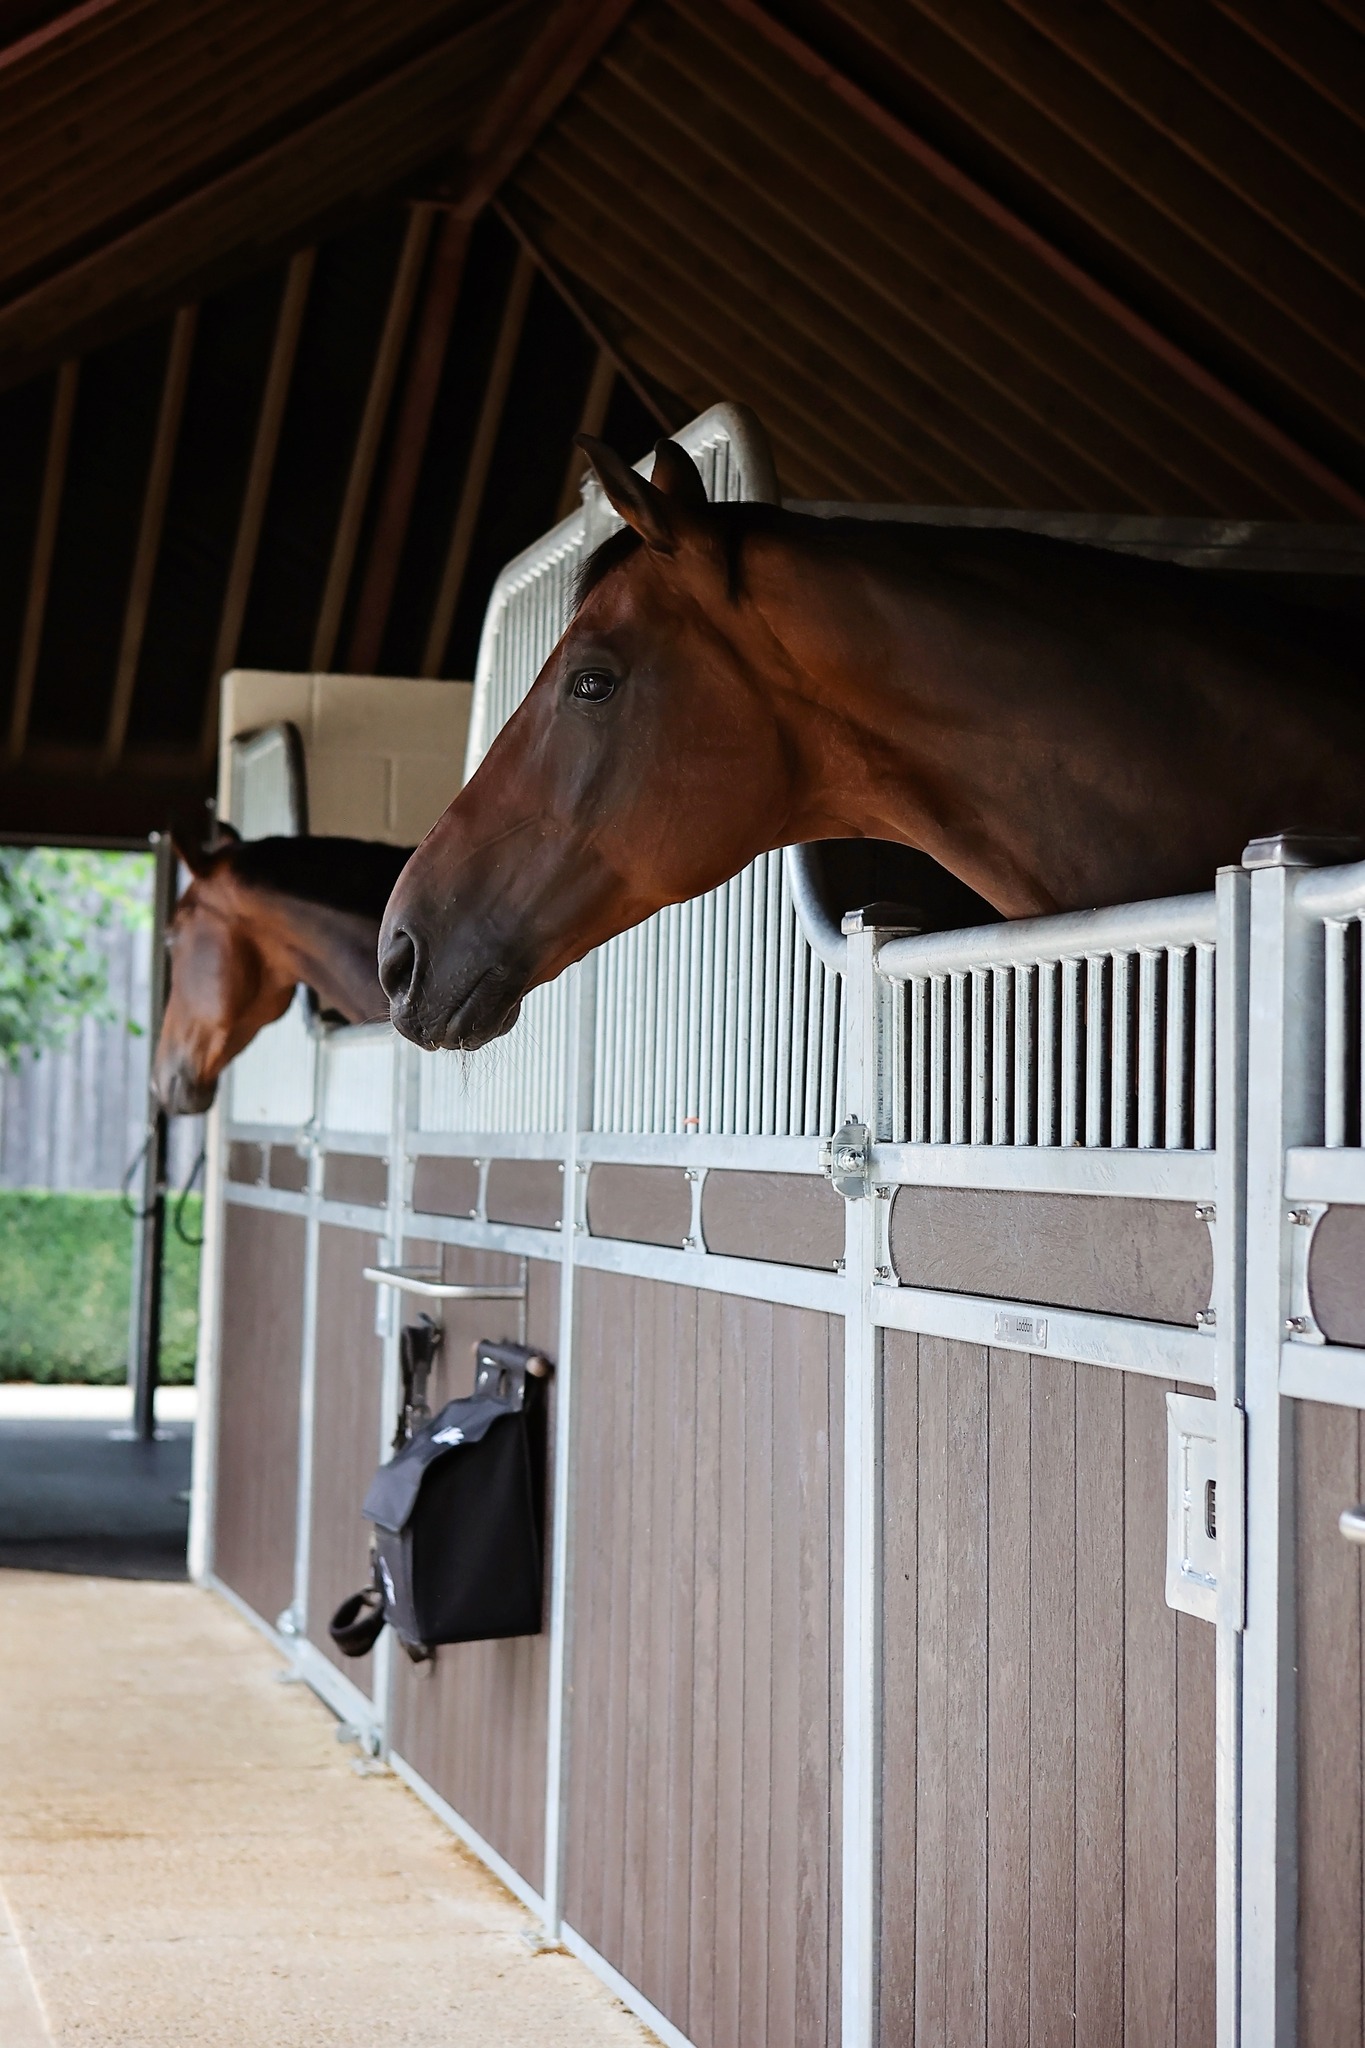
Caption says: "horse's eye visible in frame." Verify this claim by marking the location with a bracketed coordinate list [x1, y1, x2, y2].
[571, 670, 616, 703]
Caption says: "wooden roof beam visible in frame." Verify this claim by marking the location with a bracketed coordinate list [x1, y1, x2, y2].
[420, 246, 535, 679]
[436, 0, 640, 220]
[345, 212, 471, 677]
[311, 207, 434, 674]
[199, 247, 315, 765]
[0, 0, 124, 79]
[7, 358, 78, 763]
[716, 0, 1365, 521]
[103, 302, 198, 767]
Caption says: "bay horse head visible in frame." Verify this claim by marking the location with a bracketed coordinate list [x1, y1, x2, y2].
[380, 438, 826, 1051]
[154, 827, 300, 1115]
[155, 832, 409, 1113]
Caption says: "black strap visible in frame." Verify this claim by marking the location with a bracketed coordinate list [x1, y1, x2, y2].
[328, 1583, 385, 1658]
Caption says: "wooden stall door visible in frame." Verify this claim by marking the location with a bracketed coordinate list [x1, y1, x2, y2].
[1294, 1400, 1365, 2048]
[213, 1203, 306, 1627]
[879, 1339, 1216, 2048]
[305, 1222, 387, 1694]
[565, 1271, 843, 2048]
[387, 1246, 560, 1900]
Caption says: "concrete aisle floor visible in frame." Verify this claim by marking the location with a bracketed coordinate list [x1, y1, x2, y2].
[0, 1572, 654, 2047]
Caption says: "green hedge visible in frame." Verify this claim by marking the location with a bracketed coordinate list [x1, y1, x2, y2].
[0, 1190, 200, 1383]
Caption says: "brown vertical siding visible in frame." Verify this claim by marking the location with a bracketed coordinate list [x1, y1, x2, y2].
[565, 1269, 842, 2048]
[1295, 1400, 1365, 2048]
[879, 1338, 1216, 2046]
[304, 1222, 387, 1694]
[387, 1246, 559, 1898]
[213, 1201, 305, 1628]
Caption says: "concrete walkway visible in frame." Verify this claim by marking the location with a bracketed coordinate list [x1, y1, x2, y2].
[0, 1571, 653, 2047]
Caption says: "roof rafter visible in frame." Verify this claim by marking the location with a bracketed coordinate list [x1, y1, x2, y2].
[716, 0, 1365, 519]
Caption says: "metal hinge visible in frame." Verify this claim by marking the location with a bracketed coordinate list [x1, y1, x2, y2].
[819, 1119, 872, 1201]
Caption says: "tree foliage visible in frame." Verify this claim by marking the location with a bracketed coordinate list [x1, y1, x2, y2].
[0, 849, 151, 1069]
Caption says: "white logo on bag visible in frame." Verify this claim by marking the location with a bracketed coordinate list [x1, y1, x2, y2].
[432, 1425, 464, 1446]
[379, 1559, 396, 1605]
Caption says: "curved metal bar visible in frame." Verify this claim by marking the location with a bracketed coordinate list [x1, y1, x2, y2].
[363, 1264, 524, 1302]
[784, 843, 848, 976]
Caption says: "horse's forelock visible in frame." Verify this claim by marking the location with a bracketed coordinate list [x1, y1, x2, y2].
[573, 526, 643, 613]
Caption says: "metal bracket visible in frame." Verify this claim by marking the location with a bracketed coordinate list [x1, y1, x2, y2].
[819, 1119, 873, 1201]
[1283, 1201, 1328, 1343]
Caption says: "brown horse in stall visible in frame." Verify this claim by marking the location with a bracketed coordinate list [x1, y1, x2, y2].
[379, 435, 1365, 1052]
[154, 831, 411, 1113]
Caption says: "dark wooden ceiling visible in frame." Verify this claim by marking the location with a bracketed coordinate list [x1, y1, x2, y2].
[0, 0, 1360, 839]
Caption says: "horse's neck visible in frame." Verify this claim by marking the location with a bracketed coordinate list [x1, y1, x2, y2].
[263, 899, 384, 1025]
[749, 526, 1363, 915]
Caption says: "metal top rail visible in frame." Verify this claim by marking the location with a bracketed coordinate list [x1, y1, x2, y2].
[1294, 856, 1365, 920]
[876, 888, 1217, 981]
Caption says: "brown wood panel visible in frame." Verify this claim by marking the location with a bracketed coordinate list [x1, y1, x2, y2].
[226, 1140, 263, 1185]
[986, 1347, 1029, 2048]
[321, 1150, 386, 1207]
[587, 1162, 692, 1248]
[213, 1201, 304, 1628]
[268, 1144, 308, 1194]
[1307, 1205, 1365, 1345]
[386, 1246, 559, 1896]
[1295, 1400, 1365, 2048]
[878, 1348, 1216, 2045]
[409, 1154, 480, 1218]
[485, 1156, 564, 1229]
[564, 1271, 841, 2047]
[305, 1222, 387, 1693]
[1075, 1363, 1125, 2040]
[701, 1169, 845, 1271]
[890, 1184, 1213, 1325]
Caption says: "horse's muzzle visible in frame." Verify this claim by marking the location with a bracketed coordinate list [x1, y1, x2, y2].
[379, 920, 524, 1051]
[154, 1062, 217, 1116]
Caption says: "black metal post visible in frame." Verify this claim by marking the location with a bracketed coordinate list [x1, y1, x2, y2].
[128, 831, 177, 1442]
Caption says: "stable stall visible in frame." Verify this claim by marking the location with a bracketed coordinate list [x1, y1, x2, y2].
[190, 404, 1365, 2048]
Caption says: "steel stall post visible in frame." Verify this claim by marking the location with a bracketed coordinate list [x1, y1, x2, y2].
[127, 829, 178, 1441]
[1213, 864, 1251, 2048]
[1239, 837, 1329, 2045]
[839, 920, 882, 2048]
[544, 954, 596, 1929]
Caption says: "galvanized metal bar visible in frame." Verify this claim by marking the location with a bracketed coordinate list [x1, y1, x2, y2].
[1137, 949, 1161, 1149]
[1060, 957, 1082, 1147]
[1085, 953, 1108, 1148]
[1037, 960, 1057, 1146]
[1324, 917, 1346, 1147]
[950, 970, 968, 1144]
[909, 978, 928, 1144]
[876, 888, 1216, 980]
[1194, 940, 1216, 1152]
[1110, 950, 1133, 1149]
[1013, 962, 1034, 1146]
[970, 966, 989, 1144]
[1165, 945, 1190, 1149]
[996, 967, 1013, 1143]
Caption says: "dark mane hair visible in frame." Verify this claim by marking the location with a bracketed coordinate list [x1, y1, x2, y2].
[217, 836, 413, 919]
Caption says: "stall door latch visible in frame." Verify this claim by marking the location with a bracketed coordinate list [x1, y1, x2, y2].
[819, 1119, 871, 1201]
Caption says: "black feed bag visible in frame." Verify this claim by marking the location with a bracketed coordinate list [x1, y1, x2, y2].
[330, 1338, 551, 1660]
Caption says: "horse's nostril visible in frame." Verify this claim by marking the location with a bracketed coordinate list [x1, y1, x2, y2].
[379, 926, 421, 1007]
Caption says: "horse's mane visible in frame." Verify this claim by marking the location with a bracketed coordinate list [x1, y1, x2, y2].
[217, 836, 413, 919]
[573, 501, 790, 611]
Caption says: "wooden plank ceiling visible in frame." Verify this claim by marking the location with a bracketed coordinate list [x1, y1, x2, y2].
[0, 0, 1359, 838]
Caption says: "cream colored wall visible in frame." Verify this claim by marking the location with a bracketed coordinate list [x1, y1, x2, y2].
[217, 671, 472, 845]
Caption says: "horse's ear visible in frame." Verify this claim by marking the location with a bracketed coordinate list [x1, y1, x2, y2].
[210, 819, 242, 849]
[577, 435, 705, 556]
[649, 438, 709, 515]
[170, 831, 210, 878]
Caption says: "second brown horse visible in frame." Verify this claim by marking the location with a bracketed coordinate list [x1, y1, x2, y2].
[380, 436, 1365, 1052]
[155, 831, 410, 1114]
